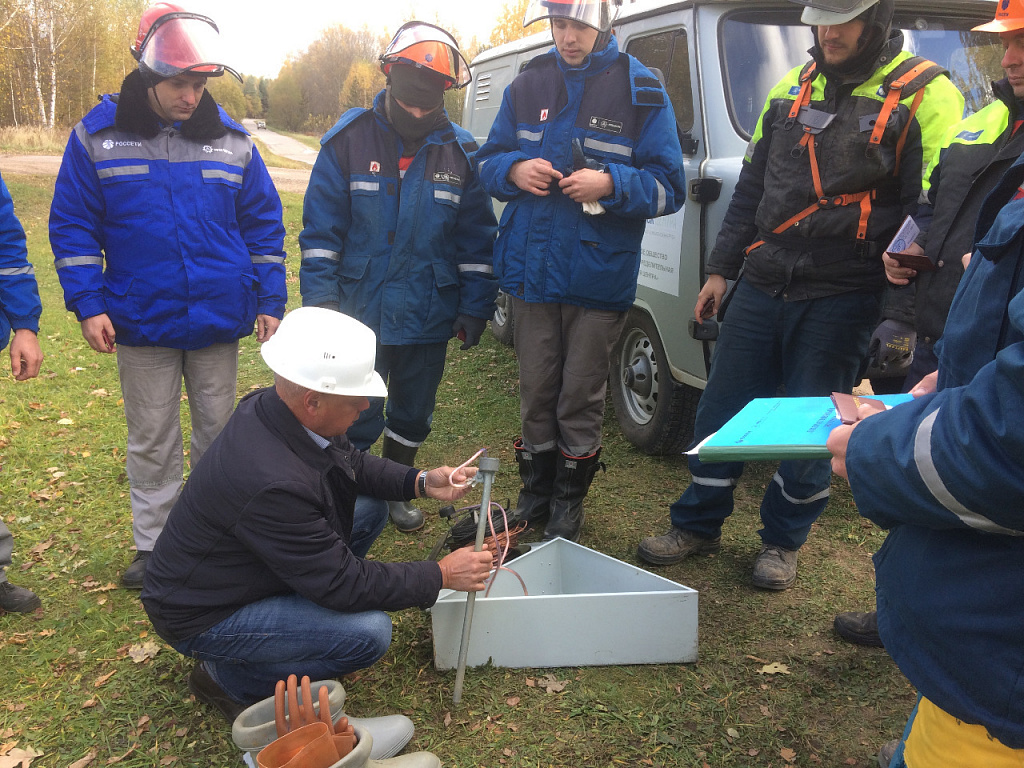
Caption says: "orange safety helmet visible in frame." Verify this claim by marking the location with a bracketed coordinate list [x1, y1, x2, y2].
[131, 3, 241, 82]
[974, 0, 1024, 32]
[379, 21, 471, 90]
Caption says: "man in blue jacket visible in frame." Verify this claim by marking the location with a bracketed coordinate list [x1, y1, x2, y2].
[826, 144, 1024, 766]
[0, 172, 43, 614]
[299, 22, 497, 534]
[475, 0, 686, 543]
[835, 2, 1024, 649]
[49, 3, 287, 589]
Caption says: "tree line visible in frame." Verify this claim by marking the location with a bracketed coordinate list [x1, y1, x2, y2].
[0, 0, 535, 133]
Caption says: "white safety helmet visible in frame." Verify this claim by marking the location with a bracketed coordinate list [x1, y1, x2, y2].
[260, 308, 388, 397]
[792, 0, 880, 26]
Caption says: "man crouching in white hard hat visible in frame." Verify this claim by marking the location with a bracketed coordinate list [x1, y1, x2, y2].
[140, 308, 492, 735]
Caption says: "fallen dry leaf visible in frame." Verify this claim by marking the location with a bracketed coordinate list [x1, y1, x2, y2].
[68, 747, 98, 768]
[93, 670, 116, 688]
[781, 747, 797, 763]
[538, 673, 568, 693]
[128, 641, 161, 664]
[105, 745, 136, 764]
[505, 696, 520, 707]
[81, 699, 97, 709]
[758, 662, 790, 675]
[0, 745, 43, 768]
[29, 539, 54, 556]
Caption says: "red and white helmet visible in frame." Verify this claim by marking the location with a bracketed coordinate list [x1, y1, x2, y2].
[131, 3, 241, 82]
[379, 21, 471, 90]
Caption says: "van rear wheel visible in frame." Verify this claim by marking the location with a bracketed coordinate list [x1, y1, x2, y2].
[610, 309, 700, 455]
[490, 290, 515, 346]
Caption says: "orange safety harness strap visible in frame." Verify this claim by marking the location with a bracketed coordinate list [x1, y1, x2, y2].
[746, 58, 940, 255]
[869, 60, 939, 149]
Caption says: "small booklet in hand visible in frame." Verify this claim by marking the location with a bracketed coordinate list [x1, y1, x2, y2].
[830, 392, 887, 425]
[886, 215, 936, 271]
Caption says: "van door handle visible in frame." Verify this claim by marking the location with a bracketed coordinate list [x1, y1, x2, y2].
[688, 177, 722, 203]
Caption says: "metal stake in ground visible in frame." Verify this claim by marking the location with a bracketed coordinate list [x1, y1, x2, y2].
[452, 456, 500, 704]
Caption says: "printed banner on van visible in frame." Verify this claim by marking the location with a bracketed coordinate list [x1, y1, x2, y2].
[637, 207, 685, 296]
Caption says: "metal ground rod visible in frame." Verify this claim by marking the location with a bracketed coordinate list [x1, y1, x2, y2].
[452, 456, 500, 704]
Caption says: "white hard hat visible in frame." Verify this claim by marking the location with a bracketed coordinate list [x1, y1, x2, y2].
[261, 308, 388, 397]
[794, 0, 879, 25]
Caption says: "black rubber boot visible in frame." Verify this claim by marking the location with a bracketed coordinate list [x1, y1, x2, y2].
[543, 448, 604, 543]
[381, 436, 425, 532]
[512, 438, 558, 533]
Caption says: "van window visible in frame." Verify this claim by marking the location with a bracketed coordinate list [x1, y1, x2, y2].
[626, 30, 695, 131]
[720, 10, 1004, 139]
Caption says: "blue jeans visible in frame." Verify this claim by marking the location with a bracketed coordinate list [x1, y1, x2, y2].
[670, 281, 880, 550]
[173, 496, 391, 704]
[347, 342, 448, 450]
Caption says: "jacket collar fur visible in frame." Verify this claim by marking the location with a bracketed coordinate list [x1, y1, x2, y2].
[114, 69, 227, 141]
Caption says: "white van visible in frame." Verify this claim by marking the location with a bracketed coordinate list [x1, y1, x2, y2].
[463, 0, 1001, 454]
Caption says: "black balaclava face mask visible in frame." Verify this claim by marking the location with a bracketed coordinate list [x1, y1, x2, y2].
[810, 0, 895, 80]
[387, 63, 446, 146]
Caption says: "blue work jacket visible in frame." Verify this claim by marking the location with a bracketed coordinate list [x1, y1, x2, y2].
[846, 150, 1024, 749]
[0, 174, 41, 350]
[49, 86, 287, 350]
[299, 91, 498, 345]
[475, 36, 686, 311]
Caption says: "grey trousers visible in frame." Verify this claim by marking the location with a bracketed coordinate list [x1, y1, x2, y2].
[0, 518, 12, 582]
[116, 342, 239, 551]
[510, 297, 626, 456]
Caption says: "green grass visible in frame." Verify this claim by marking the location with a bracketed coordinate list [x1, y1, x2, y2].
[0, 174, 913, 767]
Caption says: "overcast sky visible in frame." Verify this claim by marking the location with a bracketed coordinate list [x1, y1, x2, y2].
[189, 0, 513, 78]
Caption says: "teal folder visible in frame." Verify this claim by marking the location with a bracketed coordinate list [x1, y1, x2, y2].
[696, 394, 914, 462]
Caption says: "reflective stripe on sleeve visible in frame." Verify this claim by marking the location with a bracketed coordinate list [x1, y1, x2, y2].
[54, 255, 103, 269]
[251, 253, 285, 264]
[915, 408, 1024, 536]
[301, 249, 341, 262]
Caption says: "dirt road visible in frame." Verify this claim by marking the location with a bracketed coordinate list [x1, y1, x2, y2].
[0, 153, 312, 195]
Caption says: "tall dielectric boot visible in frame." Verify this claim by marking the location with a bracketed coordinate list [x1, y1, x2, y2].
[511, 438, 558, 535]
[339, 724, 440, 767]
[543, 448, 604, 543]
[380, 436, 424, 532]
